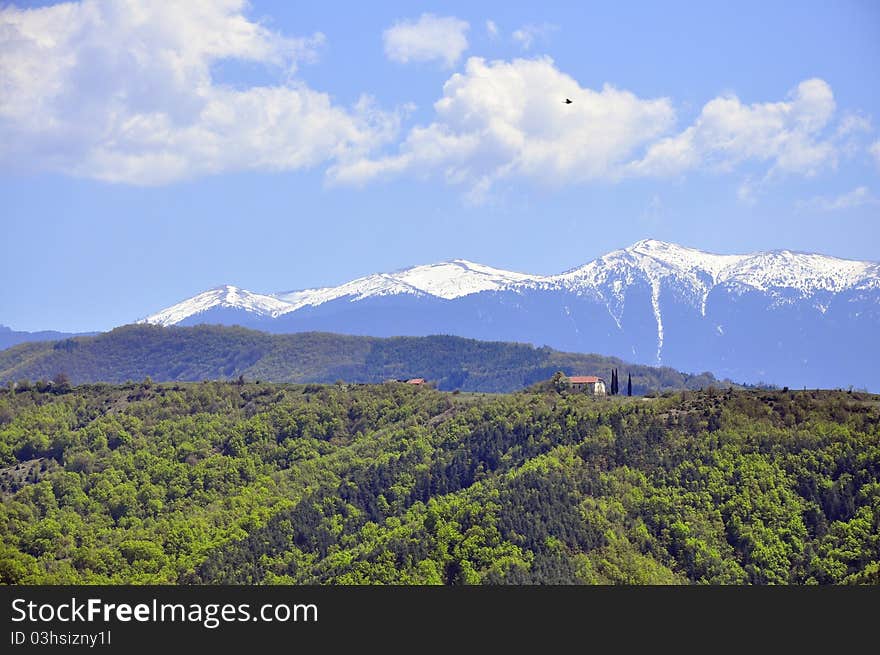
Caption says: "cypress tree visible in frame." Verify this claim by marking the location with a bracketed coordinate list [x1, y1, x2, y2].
[627, 373, 632, 396]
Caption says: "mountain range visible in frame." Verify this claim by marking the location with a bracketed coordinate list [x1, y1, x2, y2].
[135, 240, 880, 391]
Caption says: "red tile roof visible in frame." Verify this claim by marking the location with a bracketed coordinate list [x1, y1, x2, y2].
[568, 376, 603, 384]
[406, 378, 426, 384]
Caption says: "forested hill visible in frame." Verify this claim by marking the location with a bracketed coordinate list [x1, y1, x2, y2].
[1, 383, 877, 584]
[0, 324, 724, 393]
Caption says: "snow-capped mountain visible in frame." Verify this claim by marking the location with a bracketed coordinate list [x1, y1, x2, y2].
[138, 240, 880, 390]
[547, 240, 880, 365]
[554, 239, 878, 301]
[143, 285, 295, 327]
[275, 259, 544, 311]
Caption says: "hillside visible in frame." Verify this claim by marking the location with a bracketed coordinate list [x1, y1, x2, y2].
[0, 324, 723, 393]
[1, 383, 877, 584]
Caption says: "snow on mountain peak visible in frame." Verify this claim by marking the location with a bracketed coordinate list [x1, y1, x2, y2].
[623, 240, 747, 280]
[558, 240, 875, 295]
[725, 249, 878, 293]
[393, 259, 540, 299]
[275, 259, 541, 310]
[140, 285, 294, 327]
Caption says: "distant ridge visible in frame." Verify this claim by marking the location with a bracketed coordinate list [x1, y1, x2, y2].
[0, 325, 95, 351]
[0, 324, 725, 394]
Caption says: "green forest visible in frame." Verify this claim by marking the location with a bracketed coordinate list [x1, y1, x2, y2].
[1, 380, 877, 584]
[0, 324, 722, 393]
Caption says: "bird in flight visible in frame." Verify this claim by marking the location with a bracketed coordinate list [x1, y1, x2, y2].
[563, 98, 573, 104]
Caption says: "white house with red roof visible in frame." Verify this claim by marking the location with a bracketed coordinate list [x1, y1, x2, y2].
[567, 376, 606, 395]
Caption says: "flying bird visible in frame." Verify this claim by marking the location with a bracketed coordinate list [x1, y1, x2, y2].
[563, 98, 573, 104]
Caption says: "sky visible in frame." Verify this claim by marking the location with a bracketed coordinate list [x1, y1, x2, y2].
[1, 0, 879, 332]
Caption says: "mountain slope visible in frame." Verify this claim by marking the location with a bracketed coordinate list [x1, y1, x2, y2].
[2, 383, 878, 584]
[136, 240, 880, 390]
[0, 324, 723, 393]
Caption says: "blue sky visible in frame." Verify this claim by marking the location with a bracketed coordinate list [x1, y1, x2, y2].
[1, 0, 879, 332]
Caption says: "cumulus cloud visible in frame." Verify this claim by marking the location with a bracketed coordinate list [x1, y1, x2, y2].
[1, 4, 869, 196]
[330, 58, 860, 198]
[329, 56, 675, 191]
[0, 0, 399, 184]
[629, 79, 839, 178]
[797, 186, 879, 212]
[382, 14, 469, 68]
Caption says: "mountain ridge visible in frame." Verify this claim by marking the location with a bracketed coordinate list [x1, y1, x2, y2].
[140, 240, 880, 329]
[0, 324, 724, 393]
[0, 325, 95, 351]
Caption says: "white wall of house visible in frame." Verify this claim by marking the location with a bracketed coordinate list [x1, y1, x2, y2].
[568, 380, 606, 395]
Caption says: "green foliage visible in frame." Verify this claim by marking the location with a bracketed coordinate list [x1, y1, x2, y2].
[0, 382, 877, 585]
[0, 324, 728, 393]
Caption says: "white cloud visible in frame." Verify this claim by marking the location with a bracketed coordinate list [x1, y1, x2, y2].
[512, 23, 557, 50]
[486, 20, 499, 39]
[383, 14, 469, 68]
[797, 186, 879, 212]
[836, 113, 872, 137]
[834, 113, 873, 158]
[629, 79, 839, 179]
[511, 29, 534, 50]
[329, 56, 675, 192]
[1, 4, 870, 196]
[330, 59, 861, 198]
[0, 0, 399, 184]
